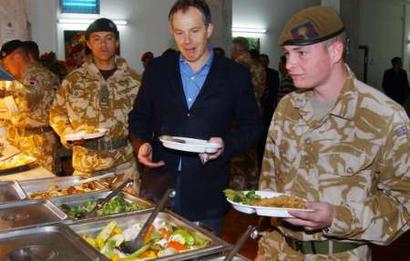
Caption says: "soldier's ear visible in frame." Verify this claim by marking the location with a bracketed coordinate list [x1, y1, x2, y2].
[86, 41, 92, 51]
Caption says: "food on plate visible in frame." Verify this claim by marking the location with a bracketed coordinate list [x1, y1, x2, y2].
[28, 182, 102, 200]
[60, 196, 149, 219]
[80, 220, 211, 260]
[224, 189, 306, 209]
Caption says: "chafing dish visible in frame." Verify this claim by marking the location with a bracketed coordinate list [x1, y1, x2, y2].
[0, 223, 107, 260]
[200, 255, 250, 261]
[18, 175, 107, 200]
[0, 181, 26, 204]
[51, 190, 152, 222]
[70, 211, 230, 260]
[0, 200, 67, 232]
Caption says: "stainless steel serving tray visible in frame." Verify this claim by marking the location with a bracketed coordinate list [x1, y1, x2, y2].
[18, 176, 107, 200]
[199, 254, 251, 260]
[70, 211, 230, 260]
[0, 223, 107, 260]
[0, 181, 26, 204]
[0, 200, 67, 232]
[51, 190, 153, 222]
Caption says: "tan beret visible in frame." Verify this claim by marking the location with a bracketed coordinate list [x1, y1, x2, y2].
[279, 5, 345, 46]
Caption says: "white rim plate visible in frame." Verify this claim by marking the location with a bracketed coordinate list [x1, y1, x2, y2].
[159, 136, 222, 153]
[227, 191, 314, 218]
[65, 128, 108, 141]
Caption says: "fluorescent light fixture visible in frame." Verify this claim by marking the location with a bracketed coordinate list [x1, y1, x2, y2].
[232, 27, 267, 34]
[58, 18, 127, 25]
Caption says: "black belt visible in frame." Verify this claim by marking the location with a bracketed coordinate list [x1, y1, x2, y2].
[82, 137, 128, 151]
[285, 237, 363, 254]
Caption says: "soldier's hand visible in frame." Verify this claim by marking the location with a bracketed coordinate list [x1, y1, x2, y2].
[138, 142, 165, 168]
[69, 139, 85, 146]
[284, 201, 334, 231]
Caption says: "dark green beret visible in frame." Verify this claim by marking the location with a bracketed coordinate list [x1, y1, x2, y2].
[85, 18, 118, 39]
[279, 6, 345, 46]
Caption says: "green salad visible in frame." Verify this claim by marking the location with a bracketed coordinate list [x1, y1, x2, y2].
[223, 189, 261, 205]
[61, 196, 148, 219]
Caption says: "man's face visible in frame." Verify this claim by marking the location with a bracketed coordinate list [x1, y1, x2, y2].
[1, 52, 20, 77]
[282, 42, 333, 90]
[86, 32, 118, 62]
[171, 7, 213, 66]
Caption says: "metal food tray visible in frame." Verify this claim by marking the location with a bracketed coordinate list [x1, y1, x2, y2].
[0, 200, 67, 232]
[0, 223, 107, 260]
[18, 175, 107, 199]
[70, 211, 230, 260]
[0, 181, 26, 204]
[51, 190, 153, 222]
[199, 254, 250, 260]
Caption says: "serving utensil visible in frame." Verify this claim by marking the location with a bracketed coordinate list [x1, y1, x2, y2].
[74, 172, 115, 186]
[119, 188, 176, 254]
[80, 178, 132, 219]
[223, 225, 258, 261]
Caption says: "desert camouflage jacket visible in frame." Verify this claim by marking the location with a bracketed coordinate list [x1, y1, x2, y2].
[259, 73, 410, 246]
[235, 52, 266, 108]
[50, 55, 140, 172]
[7, 62, 58, 128]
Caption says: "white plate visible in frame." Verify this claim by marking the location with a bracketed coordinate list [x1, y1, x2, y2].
[159, 135, 222, 153]
[65, 128, 108, 141]
[227, 191, 314, 218]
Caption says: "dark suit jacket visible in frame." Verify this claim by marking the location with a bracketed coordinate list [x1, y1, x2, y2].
[128, 52, 262, 220]
[382, 68, 410, 105]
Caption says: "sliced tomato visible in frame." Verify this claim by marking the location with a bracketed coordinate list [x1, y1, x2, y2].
[167, 241, 187, 251]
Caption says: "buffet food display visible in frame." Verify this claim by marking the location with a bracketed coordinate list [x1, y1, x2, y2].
[70, 212, 228, 260]
[52, 191, 151, 220]
[19, 176, 107, 200]
[0, 175, 238, 261]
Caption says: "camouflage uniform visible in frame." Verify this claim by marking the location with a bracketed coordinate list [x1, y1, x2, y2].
[49, 55, 140, 186]
[258, 71, 410, 260]
[234, 52, 266, 109]
[2, 62, 59, 172]
[230, 53, 266, 190]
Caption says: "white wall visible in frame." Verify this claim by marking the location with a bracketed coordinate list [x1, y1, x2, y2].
[356, 0, 405, 89]
[232, 0, 321, 69]
[30, 0, 231, 73]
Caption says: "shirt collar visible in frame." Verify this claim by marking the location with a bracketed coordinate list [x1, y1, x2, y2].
[179, 46, 214, 73]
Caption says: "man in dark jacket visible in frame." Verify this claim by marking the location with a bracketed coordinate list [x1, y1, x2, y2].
[128, 0, 262, 235]
[382, 56, 410, 106]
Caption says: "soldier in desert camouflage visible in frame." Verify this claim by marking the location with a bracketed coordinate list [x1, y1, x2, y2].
[230, 36, 266, 190]
[0, 40, 59, 173]
[256, 6, 410, 260]
[49, 18, 141, 191]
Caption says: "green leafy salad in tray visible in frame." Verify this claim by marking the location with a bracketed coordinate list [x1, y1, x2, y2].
[61, 196, 149, 219]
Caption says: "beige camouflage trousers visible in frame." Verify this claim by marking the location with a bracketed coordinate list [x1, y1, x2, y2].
[73, 159, 140, 196]
[257, 230, 371, 261]
[7, 128, 57, 173]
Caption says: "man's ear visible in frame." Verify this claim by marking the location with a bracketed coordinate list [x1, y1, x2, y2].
[206, 23, 214, 39]
[328, 40, 344, 63]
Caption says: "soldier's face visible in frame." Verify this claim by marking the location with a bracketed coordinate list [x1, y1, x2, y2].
[282, 43, 333, 90]
[171, 7, 213, 67]
[2, 52, 20, 78]
[87, 32, 119, 62]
